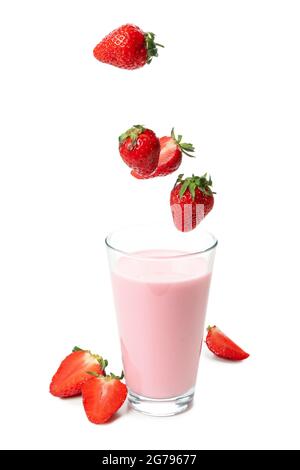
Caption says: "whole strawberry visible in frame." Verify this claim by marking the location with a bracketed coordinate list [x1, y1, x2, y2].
[119, 125, 160, 177]
[170, 173, 215, 232]
[93, 24, 163, 70]
[131, 128, 195, 179]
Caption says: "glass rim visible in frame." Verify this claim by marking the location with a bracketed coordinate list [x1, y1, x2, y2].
[105, 224, 218, 259]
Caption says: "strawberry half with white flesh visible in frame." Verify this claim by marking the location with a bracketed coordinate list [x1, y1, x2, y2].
[50, 347, 107, 398]
[82, 372, 128, 424]
[131, 128, 195, 178]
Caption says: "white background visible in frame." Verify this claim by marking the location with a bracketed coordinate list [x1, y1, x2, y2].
[0, 0, 300, 450]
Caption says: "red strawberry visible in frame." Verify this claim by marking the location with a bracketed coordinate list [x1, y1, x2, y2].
[50, 346, 107, 398]
[170, 173, 215, 232]
[82, 372, 127, 424]
[93, 24, 163, 70]
[119, 125, 160, 176]
[131, 129, 195, 179]
[206, 326, 250, 361]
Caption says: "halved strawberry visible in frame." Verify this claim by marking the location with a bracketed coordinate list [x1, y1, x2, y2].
[50, 346, 107, 398]
[131, 128, 195, 178]
[82, 372, 127, 424]
[205, 326, 249, 361]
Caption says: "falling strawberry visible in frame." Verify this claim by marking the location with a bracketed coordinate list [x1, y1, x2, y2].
[82, 372, 127, 424]
[131, 129, 195, 179]
[119, 125, 160, 177]
[170, 173, 215, 232]
[93, 24, 163, 70]
[205, 326, 250, 361]
[50, 346, 107, 398]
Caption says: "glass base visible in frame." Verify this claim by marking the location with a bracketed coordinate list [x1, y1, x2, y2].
[128, 388, 194, 417]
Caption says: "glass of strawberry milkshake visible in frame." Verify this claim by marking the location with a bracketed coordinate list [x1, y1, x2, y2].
[106, 225, 217, 416]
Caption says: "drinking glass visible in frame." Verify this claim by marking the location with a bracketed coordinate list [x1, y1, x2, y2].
[106, 224, 217, 416]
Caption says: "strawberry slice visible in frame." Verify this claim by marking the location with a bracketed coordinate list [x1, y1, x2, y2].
[131, 128, 195, 178]
[82, 372, 127, 424]
[205, 326, 249, 361]
[50, 346, 107, 398]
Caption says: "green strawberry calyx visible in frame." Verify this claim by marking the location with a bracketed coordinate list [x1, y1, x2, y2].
[171, 128, 196, 158]
[87, 370, 124, 382]
[119, 124, 145, 148]
[175, 173, 215, 200]
[144, 32, 164, 64]
[207, 325, 216, 332]
[72, 346, 108, 373]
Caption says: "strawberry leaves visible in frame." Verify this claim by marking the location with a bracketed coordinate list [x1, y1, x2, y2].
[108, 371, 124, 381]
[171, 128, 195, 158]
[87, 370, 124, 381]
[176, 173, 214, 200]
[144, 32, 164, 64]
[179, 178, 191, 198]
[119, 125, 145, 146]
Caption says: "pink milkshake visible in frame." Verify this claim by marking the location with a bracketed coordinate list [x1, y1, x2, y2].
[111, 252, 212, 396]
[106, 226, 217, 416]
